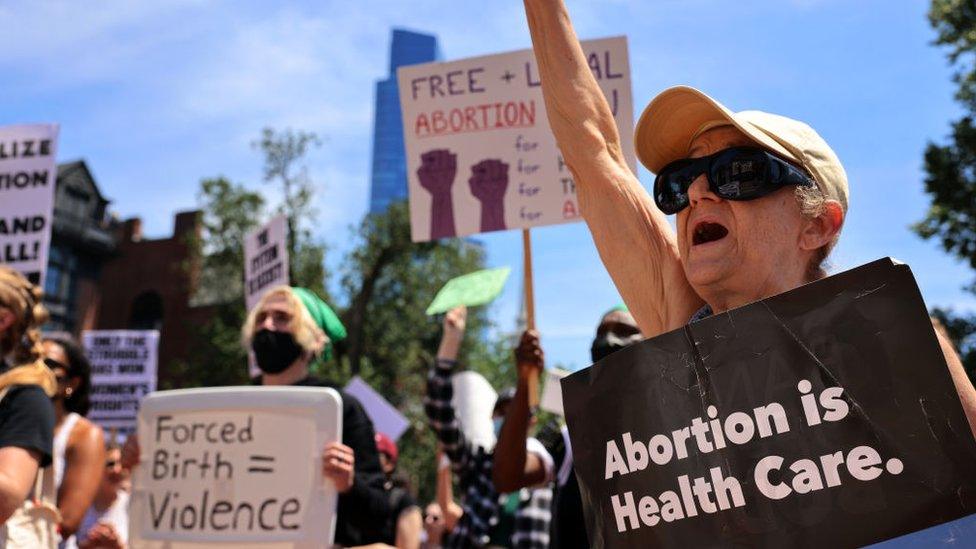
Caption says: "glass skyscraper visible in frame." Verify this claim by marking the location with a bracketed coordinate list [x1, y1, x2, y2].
[369, 29, 442, 214]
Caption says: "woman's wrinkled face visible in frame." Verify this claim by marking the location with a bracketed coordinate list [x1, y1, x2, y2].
[676, 126, 809, 301]
[253, 294, 295, 335]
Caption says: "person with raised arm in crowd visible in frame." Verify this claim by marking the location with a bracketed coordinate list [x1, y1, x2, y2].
[123, 285, 392, 546]
[42, 337, 105, 547]
[493, 307, 641, 548]
[422, 449, 464, 549]
[0, 267, 58, 543]
[520, 0, 976, 435]
[424, 305, 553, 548]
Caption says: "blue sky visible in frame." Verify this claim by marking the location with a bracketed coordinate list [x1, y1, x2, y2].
[3, 0, 974, 371]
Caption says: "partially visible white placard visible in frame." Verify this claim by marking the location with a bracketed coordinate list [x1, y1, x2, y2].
[451, 371, 498, 451]
[131, 386, 342, 549]
[83, 330, 159, 436]
[344, 376, 409, 441]
[244, 215, 289, 311]
[540, 368, 570, 416]
[0, 124, 59, 286]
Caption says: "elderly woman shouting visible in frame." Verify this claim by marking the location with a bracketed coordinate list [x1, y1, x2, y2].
[521, 0, 976, 435]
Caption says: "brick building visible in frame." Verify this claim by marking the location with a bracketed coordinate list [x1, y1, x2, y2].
[45, 160, 211, 387]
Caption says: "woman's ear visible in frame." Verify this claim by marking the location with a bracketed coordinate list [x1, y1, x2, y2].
[799, 200, 844, 251]
[68, 375, 82, 395]
[0, 308, 15, 334]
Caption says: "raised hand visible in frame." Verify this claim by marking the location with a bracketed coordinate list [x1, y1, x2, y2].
[514, 329, 544, 381]
[418, 149, 458, 239]
[418, 149, 458, 194]
[443, 306, 467, 339]
[437, 306, 467, 361]
[469, 159, 509, 232]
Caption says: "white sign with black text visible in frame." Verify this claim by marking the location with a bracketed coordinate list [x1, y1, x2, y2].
[398, 37, 633, 241]
[245, 215, 290, 312]
[83, 329, 159, 436]
[131, 387, 342, 548]
[0, 124, 59, 287]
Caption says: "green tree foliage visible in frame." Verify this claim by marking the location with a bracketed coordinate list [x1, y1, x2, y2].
[180, 130, 514, 504]
[174, 128, 330, 387]
[253, 127, 328, 297]
[168, 177, 264, 388]
[918, 0, 976, 375]
[337, 201, 495, 503]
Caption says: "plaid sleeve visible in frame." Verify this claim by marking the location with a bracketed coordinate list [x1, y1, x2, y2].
[424, 358, 473, 474]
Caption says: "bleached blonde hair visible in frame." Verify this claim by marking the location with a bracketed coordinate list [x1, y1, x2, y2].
[241, 286, 327, 356]
[0, 267, 57, 396]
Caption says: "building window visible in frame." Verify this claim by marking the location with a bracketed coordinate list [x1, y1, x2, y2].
[43, 244, 77, 332]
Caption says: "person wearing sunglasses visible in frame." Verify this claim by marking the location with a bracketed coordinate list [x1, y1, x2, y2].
[41, 337, 105, 547]
[521, 0, 976, 435]
[0, 267, 57, 535]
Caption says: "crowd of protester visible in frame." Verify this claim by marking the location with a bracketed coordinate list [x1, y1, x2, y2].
[4, 1, 976, 547]
[1, 264, 644, 548]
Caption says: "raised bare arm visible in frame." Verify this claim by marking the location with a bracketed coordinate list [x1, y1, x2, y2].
[523, 0, 702, 336]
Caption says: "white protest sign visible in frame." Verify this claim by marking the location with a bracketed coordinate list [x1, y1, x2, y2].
[245, 215, 290, 311]
[344, 376, 410, 441]
[83, 330, 159, 436]
[398, 37, 634, 241]
[0, 124, 59, 286]
[131, 387, 342, 549]
[451, 371, 498, 451]
[540, 368, 570, 416]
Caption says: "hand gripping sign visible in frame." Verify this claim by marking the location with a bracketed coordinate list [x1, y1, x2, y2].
[130, 387, 342, 549]
[562, 258, 976, 547]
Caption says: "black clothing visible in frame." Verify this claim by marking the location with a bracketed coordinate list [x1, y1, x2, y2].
[379, 480, 419, 545]
[252, 374, 392, 546]
[0, 384, 55, 467]
[552, 470, 587, 549]
[544, 424, 588, 549]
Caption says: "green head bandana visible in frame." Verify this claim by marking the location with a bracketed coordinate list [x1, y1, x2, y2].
[291, 287, 347, 361]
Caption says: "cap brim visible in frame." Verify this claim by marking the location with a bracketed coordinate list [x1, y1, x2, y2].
[635, 86, 797, 173]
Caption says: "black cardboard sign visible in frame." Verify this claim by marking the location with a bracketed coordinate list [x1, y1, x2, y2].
[562, 258, 976, 547]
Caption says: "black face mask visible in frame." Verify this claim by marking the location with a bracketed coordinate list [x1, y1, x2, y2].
[251, 329, 303, 374]
[590, 332, 642, 363]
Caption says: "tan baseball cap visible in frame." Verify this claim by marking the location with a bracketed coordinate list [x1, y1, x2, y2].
[634, 85, 849, 213]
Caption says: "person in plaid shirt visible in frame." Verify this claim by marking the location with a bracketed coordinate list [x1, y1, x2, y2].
[425, 306, 553, 548]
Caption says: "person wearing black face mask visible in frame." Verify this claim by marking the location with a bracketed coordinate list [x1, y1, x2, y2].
[123, 286, 391, 547]
[493, 306, 641, 549]
[590, 305, 643, 363]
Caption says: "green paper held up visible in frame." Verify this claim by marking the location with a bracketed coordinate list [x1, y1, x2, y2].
[426, 267, 511, 315]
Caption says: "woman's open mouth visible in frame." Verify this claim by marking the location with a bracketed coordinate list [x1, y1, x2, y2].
[692, 221, 729, 246]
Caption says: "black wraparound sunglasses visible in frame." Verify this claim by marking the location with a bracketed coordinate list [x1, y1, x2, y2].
[653, 147, 815, 215]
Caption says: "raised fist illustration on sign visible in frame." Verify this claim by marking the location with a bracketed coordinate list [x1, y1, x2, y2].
[469, 159, 509, 233]
[418, 149, 458, 239]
